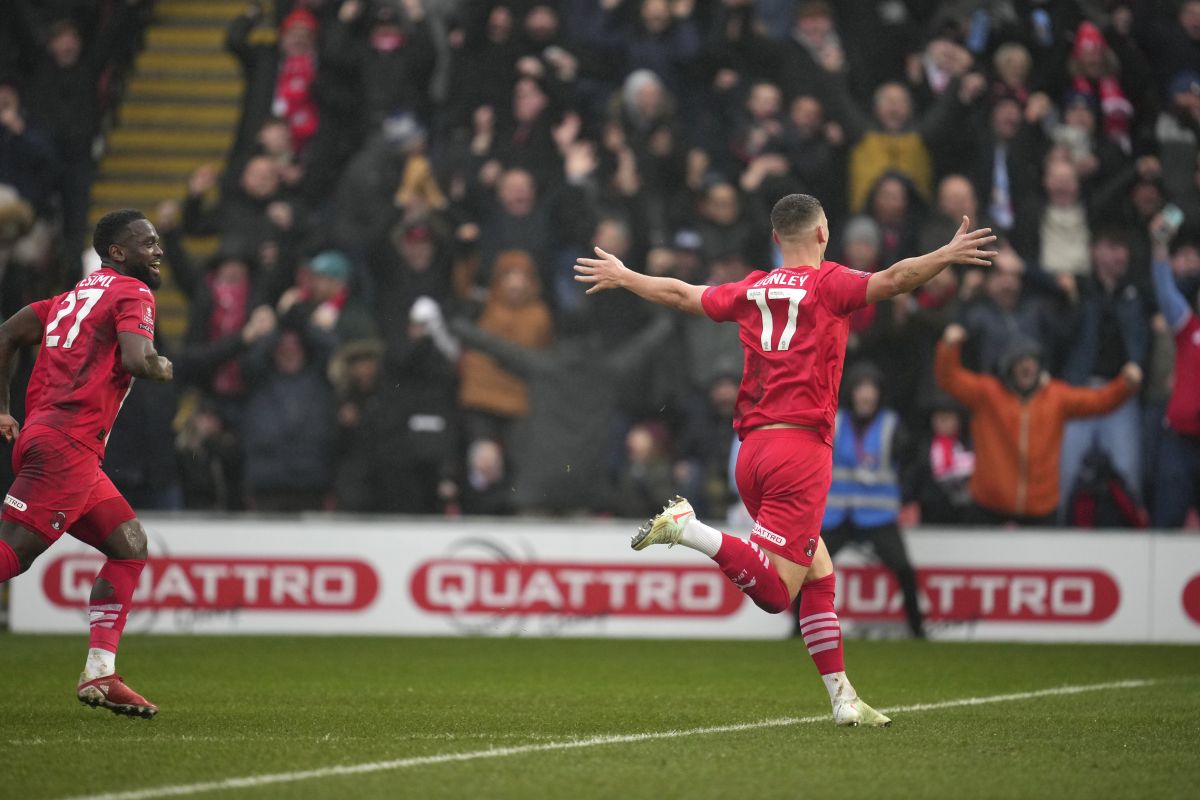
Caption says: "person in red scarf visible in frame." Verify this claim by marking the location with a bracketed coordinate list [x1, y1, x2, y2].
[1068, 21, 1134, 154]
[271, 8, 320, 154]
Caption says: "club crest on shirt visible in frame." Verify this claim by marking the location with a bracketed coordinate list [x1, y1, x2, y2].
[50, 511, 67, 531]
[805, 538, 818, 558]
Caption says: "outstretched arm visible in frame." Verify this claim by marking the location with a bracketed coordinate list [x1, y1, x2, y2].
[117, 332, 173, 382]
[866, 217, 996, 304]
[574, 247, 708, 315]
[0, 306, 43, 442]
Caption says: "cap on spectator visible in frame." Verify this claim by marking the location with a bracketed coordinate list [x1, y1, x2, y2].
[842, 215, 882, 249]
[1071, 21, 1106, 59]
[1170, 69, 1200, 98]
[403, 223, 434, 244]
[281, 8, 318, 33]
[310, 250, 351, 281]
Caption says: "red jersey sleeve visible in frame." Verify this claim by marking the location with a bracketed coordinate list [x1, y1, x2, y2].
[819, 262, 871, 317]
[113, 283, 156, 340]
[702, 272, 765, 322]
[29, 298, 55, 326]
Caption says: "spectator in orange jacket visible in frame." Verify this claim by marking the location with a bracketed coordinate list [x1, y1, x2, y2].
[935, 324, 1141, 525]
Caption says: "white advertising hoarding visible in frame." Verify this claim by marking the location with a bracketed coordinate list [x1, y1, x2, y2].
[9, 517, 1200, 643]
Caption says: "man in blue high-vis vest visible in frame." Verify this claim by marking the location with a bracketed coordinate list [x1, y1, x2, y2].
[820, 362, 925, 638]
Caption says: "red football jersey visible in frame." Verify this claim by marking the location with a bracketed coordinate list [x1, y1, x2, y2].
[701, 261, 870, 443]
[1167, 313, 1200, 438]
[24, 267, 156, 455]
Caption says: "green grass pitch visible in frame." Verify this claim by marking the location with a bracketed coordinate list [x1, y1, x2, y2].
[1, 635, 1197, 799]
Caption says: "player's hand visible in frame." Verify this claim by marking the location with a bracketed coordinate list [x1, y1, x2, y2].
[155, 356, 174, 382]
[574, 246, 630, 295]
[0, 413, 19, 444]
[941, 216, 997, 267]
[942, 323, 967, 345]
[1121, 362, 1143, 389]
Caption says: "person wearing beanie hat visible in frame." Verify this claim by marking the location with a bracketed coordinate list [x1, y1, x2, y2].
[935, 322, 1140, 525]
[1068, 20, 1134, 153]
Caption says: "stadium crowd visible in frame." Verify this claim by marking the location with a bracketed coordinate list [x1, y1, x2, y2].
[2, 0, 1200, 529]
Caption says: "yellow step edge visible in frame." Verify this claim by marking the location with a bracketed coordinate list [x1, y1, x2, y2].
[146, 26, 226, 49]
[128, 77, 243, 98]
[92, 183, 190, 204]
[122, 104, 239, 125]
[136, 51, 239, 73]
[101, 154, 213, 175]
[109, 129, 232, 150]
[156, 0, 248, 16]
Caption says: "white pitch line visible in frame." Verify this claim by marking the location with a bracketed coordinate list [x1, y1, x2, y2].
[65, 679, 1152, 800]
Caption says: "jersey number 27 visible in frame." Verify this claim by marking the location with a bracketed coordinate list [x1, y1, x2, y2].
[44, 289, 105, 349]
[747, 287, 807, 352]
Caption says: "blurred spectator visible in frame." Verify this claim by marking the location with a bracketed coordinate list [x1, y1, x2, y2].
[176, 399, 243, 511]
[612, 421, 675, 518]
[460, 438, 514, 516]
[865, 172, 922, 265]
[10, 0, 143, 257]
[277, 249, 376, 343]
[905, 396, 975, 525]
[1149, 212, 1200, 527]
[458, 250, 553, 445]
[825, 68, 980, 212]
[1067, 21, 1135, 154]
[0, 77, 56, 218]
[371, 296, 461, 514]
[1013, 157, 1091, 280]
[1059, 230, 1151, 510]
[969, 97, 1044, 235]
[451, 311, 673, 514]
[1157, 70, 1200, 222]
[1134, 0, 1200, 96]
[959, 239, 1061, 374]
[241, 324, 337, 512]
[227, 4, 321, 163]
[935, 324, 1140, 526]
[328, 337, 386, 512]
[183, 158, 296, 263]
[821, 362, 924, 638]
[325, 0, 436, 128]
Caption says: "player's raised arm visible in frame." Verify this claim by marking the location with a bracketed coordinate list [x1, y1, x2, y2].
[117, 332, 173, 382]
[865, 216, 996, 304]
[0, 305, 46, 442]
[575, 246, 709, 316]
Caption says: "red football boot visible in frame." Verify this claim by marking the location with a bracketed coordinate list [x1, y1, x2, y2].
[77, 674, 159, 719]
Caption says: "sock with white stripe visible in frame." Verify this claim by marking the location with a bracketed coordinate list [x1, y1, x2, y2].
[711, 534, 791, 614]
[84, 558, 145, 680]
[798, 573, 847, 688]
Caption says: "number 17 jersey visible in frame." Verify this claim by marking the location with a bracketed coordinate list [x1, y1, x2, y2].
[701, 261, 870, 444]
[24, 267, 157, 456]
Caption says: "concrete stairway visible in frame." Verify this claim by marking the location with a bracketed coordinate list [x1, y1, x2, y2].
[91, 0, 254, 339]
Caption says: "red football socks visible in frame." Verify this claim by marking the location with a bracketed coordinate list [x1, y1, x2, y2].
[712, 534, 792, 613]
[0, 540, 19, 582]
[88, 559, 145, 653]
[798, 573, 844, 675]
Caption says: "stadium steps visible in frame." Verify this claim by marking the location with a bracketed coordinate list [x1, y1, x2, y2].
[90, 0, 248, 341]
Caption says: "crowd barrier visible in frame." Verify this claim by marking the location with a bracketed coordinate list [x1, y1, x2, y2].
[10, 516, 1200, 643]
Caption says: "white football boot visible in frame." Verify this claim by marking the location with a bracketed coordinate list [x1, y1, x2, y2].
[631, 496, 695, 550]
[833, 694, 892, 727]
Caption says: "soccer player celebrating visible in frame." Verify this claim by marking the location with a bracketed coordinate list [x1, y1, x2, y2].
[575, 194, 995, 726]
[0, 209, 172, 718]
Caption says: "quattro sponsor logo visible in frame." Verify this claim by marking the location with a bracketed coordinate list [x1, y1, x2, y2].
[42, 556, 379, 611]
[411, 560, 743, 617]
[836, 566, 1119, 623]
[4, 494, 27, 512]
[750, 523, 786, 548]
[1182, 575, 1200, 625]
